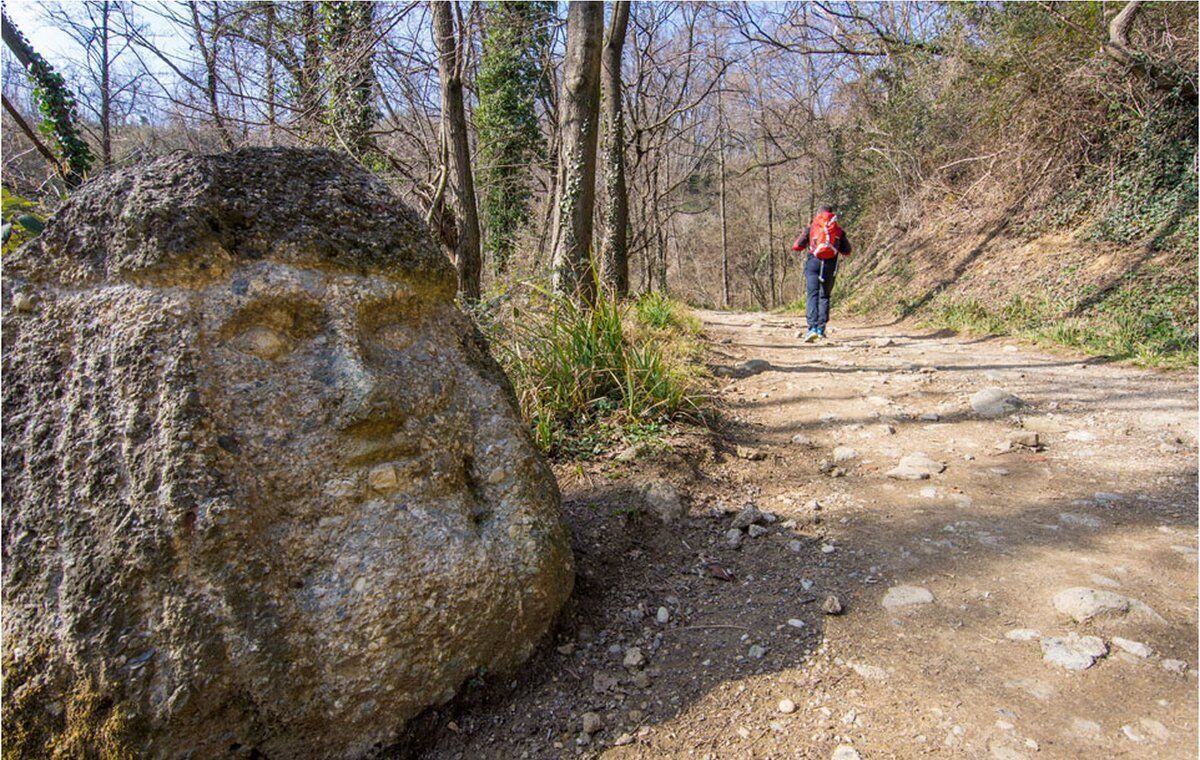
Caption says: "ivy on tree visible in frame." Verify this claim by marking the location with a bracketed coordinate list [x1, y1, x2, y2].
[476, 1, 553, 273]
[2, 14, 92, 188]
[320, 1, 378, 163]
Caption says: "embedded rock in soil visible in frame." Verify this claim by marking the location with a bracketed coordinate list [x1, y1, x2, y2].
[832, 446, 858, 463]
[882, 585, 935, 609]
[1041, 634, 1108, 671]
[970, 387, 1025, 418]
[731, 505, 765, 530]
[0, 148, 573, 760]
[1052, 587, 1129, 622]
[899, 452, 946, 475]
[1111, 637, 1152, 658]
[641, 479, 686, 523]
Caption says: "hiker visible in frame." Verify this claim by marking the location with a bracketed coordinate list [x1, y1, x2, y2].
[792, 206, 851, 342]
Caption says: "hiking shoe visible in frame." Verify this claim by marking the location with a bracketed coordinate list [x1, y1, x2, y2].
[803, 330, 819, 343]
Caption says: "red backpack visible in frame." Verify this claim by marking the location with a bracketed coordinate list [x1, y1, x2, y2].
[807, 210, 843, 260]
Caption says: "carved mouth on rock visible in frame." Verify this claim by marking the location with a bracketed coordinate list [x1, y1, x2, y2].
[342, 439, 423, 469]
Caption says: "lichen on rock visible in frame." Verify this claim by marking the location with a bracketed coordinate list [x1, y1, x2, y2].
[2, 147, 573, 758]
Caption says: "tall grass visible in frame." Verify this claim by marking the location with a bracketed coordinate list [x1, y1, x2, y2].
[479, 288, 707, 456]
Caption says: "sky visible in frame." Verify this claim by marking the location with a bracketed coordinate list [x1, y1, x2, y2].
[5, 0, 84, 63]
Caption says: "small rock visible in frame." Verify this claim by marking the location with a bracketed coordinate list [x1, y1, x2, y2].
[623, 647, 646, 669]
[748, 644, 766, 659]
[787, 540, 802, 553]
[1059, 512, 1104, 529]
[1004, 431, 1041, 450]
[899, 452, 946, 474]
[581, 712, 602, 734]
[593, 671, 620, 692]
[736, 445, 766, 461]
[741, 359, 771, 376]
[731, 506, 763, 530]
[1052, 587, 1128, 622]
[748, 524, 769, 538]
[831, 744, 862, 760]
[641, 479, 686, 523]
[849, 661, 888, 681]
[613, 732, 634, 746]
[656, 606, 670, 624]
[1139, 718, 1170, 741]
[778, 698, 796, 714]
[1161, 658, 1188, 675]
[791, 434, 814, 446]
[886, 466, 928, 480]
[832, 446, 858, 463]
[919, 412, 940, 422]
[882, 585, 934, 609]
[787, 618, 805, 629]
[971, 387, 1025, 418]
[873, 337, 895, 347]
[1006, 628, 1041, 641]
[822, 595, 843, 615]
[1041, 633, 1107, 671]
[368, 464, 399, 493]
[1111, 637, 1151, 658]
[820, 543, 836, 554]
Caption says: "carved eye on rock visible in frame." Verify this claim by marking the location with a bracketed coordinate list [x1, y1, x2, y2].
[231, 325, 294, 361]
[370, 321, 418, 353]
[222, 298, 324, 361]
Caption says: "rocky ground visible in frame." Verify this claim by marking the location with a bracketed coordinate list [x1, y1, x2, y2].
[414, 312, 1198, 759]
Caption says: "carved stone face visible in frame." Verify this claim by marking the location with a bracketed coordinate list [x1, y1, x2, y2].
[185, 259, 571, 749]
[1, 149, 572, 759]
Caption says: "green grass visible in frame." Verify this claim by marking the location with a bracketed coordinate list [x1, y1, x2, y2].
[478, 288, 708, 457]
[633, 291, 702, 334]
[923, 277, 1197, 369]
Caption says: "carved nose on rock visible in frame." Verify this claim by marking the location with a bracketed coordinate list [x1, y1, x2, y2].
[331, 344, 399, 432]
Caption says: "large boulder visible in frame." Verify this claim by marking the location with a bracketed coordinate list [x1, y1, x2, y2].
[2, 149, 573, 758]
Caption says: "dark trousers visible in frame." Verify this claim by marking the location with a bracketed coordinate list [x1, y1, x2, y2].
[805, 255, 838, 331]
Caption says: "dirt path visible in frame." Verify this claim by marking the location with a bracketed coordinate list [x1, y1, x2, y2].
[422, 313, 1197, 760]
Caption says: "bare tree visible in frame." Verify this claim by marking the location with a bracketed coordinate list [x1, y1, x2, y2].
[599, 0, 630, 297]
[549, 0, 603, 302]
[431, 0, 481, 302]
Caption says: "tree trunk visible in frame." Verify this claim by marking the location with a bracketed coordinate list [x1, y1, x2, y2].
[99, 0, 111, 166]
[297, 2, 322, 139]
[264, 0, 276, 145]
[431, 0, 482, 303]
[717, 81, 730, 309]
[764, 146, 775, 308]
[550, 0, 603, 303]
[599, 0, 630, 298]
[189, 1, 234, 149]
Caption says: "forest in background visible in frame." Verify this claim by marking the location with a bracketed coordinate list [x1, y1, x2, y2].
[3, 1, 1197, 449]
